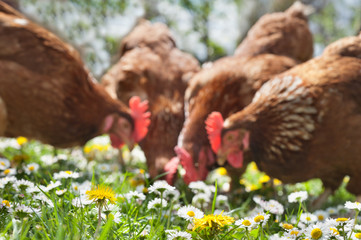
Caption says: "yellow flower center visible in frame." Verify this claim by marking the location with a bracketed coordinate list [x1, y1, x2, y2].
[254, 215, 264, 223]
[311, 228, 322, 239]
[3, 169, 10, 175]
[356, 202, 360, 205]
[142, 187, 148, 194]
[187, 211, 195, 217]
[139, 169, 145, 174]
[290, 230, 299, 236]
[16, 136, 28, 145]
[74, 186, 78, 191]
[283, 223, 293, 230]
[355, 233, 361, 239]
[2, 200, 10, 207]
[65, 171, 72, 175]
[28, 166, 35, 171]
[336, 218, 348, 222]
[306, 216, 311, 221]
[0, 162, 5, 166]
[216, 167, 227, 176]
[317, 215, 324, 221]
[330, 227, 339, 235]
[242, 220, 251, 226]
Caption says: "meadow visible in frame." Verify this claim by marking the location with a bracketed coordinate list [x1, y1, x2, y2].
[0, 136, 359, 240]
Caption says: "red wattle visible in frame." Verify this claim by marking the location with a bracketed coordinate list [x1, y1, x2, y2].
[227, 151, 244, 168]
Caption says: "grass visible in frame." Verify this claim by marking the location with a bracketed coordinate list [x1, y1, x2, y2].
[0, 136, 359, 239]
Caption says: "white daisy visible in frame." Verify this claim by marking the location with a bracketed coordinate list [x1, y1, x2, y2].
[34, 193, 54, 208]
[351, 232, 361, 239]
[269, 233, 290, 240]
[24, 163, 39, 175]
[192, 193, 211, 209]
[1, 168, 16, 177]
[326, 207, 339, 215]
[288, 191, 308, 203]
[148, 180, 175, 195]
[124, 191, 146, 202]
[147, 198, 168, 210]
[300, 213, 318, 224]
[39, 180, 61, 192]
[13, 204, 41, 216]
[40, 155, 59, 166]
[0, 199, 11, 209]
[345, 201, 361, 211]
[98, 163, 112, 172]
[0, 158, 10, 170]
[216, 195, 229, 209]
[0, 176, 16, 189]
[56, 189, 67, 196]
[260, 199, 284, 215]
[304, 223, 331, 240]
[177, 205, 204, 221]
[313, 210, 329, 222]
[71, 180, 92, 195]
[164, 189, 180, 201]
[14, 179, 35, 191]
[252, 212, 270, 227]
[165, 230, 192, 240]
[284, 228, 302, 239]
[53, 171, 80, 180]
[188, 181, 214, 196]
[235, 217, 256, 230]
[102, 212, 123, 224]
[72, 196, 93, 207]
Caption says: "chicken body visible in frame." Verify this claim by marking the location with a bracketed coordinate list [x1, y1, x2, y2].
[0, 3, 148, 149]
[214, 34, 361, 194]
[176, 1, 313, 184]
[101, 20, 200, 183]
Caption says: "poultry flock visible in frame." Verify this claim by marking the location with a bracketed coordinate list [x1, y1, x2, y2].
[1, 0, 360, 203]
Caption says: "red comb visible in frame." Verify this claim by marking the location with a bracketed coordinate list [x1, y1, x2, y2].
[205, 112, 224, 153]
[129, 96, 151, 142]
[164, 157, 179, 185]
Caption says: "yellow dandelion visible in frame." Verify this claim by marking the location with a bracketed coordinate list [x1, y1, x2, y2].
[216, 167, 227, 176]
[249, 162, 259, 172]
[258, 174, 270, 184]
[86, 185, 116, 205]
[336, 217, 349, 222]
[273, 178, 282, 186]
[2, 200, 10, 207]
[83, 146, 91, 154]
[16, 136, 28, 146]
[192, 212, 234, 232]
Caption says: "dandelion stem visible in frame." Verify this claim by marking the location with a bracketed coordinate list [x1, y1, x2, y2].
[95, 203, 102, 236]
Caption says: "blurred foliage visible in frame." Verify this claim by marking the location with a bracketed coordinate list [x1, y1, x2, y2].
[15, 0, 361, 77]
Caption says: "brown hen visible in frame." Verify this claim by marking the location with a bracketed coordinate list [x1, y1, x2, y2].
[206, 33, 361, 195]
[176, 1, 313, 186]
[101, 20, 200, 183]
[0, 2, 150, 150]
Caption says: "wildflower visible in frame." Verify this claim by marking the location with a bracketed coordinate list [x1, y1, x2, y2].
[56, 189, 67, 196]
[165, 230, 192, 240]
[177, 205, 204, 221]
[1, 168, 16, 177]
[216, 167, 227, 176]
[0, 158, 10, 170]
[71, 180, 92, 194]
[192, 193, 211, 208]
[54, 170, 80, 180]
[253, 212, 270, 227]
[351, 232, 361, 239]
[260, 199, 284, 215]
[288, 191, 308, 203]
[304, 223, 330, 240]
[13, 204, 41, 217]
[193, 211, 234, 232]
[235, 217, 256, 230]
[98, 163, 112, 172]
[300, 213, 318, 224]
[216, 195, 229, 209]
[124, 191, 146, 202]
[72, 196, 93, 207]
[1, 199, 11, 209]
[164, 189, 180, 201]
[34, 193, 54, 208]
[326, 207, 338, 215]
[16, 136, 28, 146]
[285, 228, 302, 238]
[86, 185, 116, 205]
[188, 181, 214, 196]
[148, 180, 175, 195]
[147, 198, 167, 210]
[281, 223, 294, 230]
[259, 174, 270, 183]
[14, 179, 35, 191]
[0, 176, 16, 188]
[345, 201, 361, 211]
[24, 163, 39, 175]
[39, 180, 62, 192]
[313, 210, 329, 221]
[40, 155, 59, 166]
